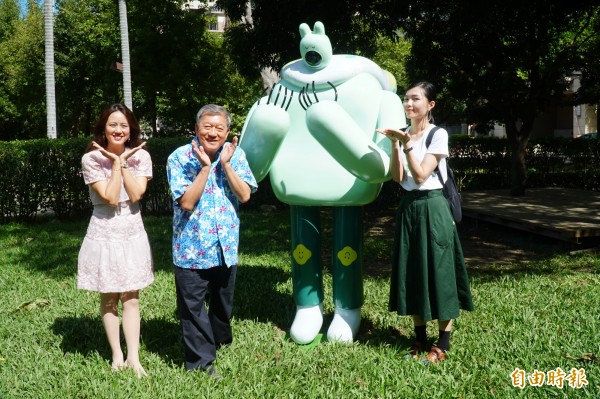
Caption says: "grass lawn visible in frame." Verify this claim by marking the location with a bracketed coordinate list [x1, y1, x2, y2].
[0, 208, 599, 398]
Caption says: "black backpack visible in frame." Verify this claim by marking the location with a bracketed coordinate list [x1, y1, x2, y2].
[425, 127, 462, 223]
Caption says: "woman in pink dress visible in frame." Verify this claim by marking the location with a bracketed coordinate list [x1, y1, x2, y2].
[77, 103, 154, 377]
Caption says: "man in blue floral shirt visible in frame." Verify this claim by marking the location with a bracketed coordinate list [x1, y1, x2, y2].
[167, 104, 257, 376]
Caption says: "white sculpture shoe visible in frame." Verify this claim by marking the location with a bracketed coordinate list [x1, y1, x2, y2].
[289, 304, 323, 344]
[326, 307, 361, 343]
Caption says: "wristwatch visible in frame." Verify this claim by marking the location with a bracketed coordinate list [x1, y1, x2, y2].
[403, 147, 413, 154]
[121, 161, 129, 169]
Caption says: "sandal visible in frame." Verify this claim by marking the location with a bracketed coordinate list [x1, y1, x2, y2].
[423, 346, 447, 364]
[404, 341, 426, 360]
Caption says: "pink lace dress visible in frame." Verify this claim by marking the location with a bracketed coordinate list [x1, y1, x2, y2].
[77, 149, 154, 293]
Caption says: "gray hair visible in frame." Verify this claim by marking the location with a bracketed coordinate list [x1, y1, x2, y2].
[196, 104, 232, 128]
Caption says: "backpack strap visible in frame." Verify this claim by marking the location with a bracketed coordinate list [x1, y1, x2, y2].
[425, 126, 442, 148]
[424, 126, 445, 185]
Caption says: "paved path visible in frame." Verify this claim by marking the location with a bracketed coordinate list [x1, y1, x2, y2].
[461, 187, 600, 245]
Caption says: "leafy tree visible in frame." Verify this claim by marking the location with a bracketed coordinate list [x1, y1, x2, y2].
[397, 0, 600, 195]
[0, 0, 21, 137]
[1, 0, 266, 139]
[125, 0, 217, 135]
[217, 0, 404, 77]
[119, 1, 263, 135]
[53, 0, 122, 137]
[371, 33, 412, 92]
[0, 0, 19, 42]
[0, 0, 47, 140]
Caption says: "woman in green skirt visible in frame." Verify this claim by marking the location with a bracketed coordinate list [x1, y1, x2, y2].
[377, 81, 473, 363]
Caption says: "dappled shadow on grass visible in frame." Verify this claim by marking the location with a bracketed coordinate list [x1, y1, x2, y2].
[457, 218, 576, 282]
[241, 207, 396, 279]
[239, 210, 290, 255]
[234, 265, 295, 329]
[356, 317, 414, 351]
[143, 216, 179, 272]
[6, 206, 585, 289]
[49, 266, 296, 367]
[52, 315, 184, 367]
[1, 215, 175, 279]
[361, 209, 584, 282]
[279, 314, 415, 351]
[52, 316, 111, 359]
[1, 219, 86, 279]
[140, 317, 184, 366]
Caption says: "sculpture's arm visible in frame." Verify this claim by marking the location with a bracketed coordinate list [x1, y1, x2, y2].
[373, 91, 406, 155]
[239, 84, 292, 182]
[306, 99, 392, 183]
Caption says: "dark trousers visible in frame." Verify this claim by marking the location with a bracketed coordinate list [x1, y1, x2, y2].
[174, 265, 237, 371]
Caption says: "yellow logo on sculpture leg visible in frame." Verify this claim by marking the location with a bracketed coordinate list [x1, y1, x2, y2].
[337, 246, 357, 266]
[293, 244, 312, 265]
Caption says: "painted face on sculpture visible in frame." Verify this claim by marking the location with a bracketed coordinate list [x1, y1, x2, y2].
[299, 21, 332, 70]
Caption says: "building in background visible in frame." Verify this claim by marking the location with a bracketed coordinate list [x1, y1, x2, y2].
[183, 1, 228, 32]
[486, 72, 598, 139]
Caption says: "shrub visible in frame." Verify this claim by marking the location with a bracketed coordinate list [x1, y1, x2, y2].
[0, 136, 598, 221]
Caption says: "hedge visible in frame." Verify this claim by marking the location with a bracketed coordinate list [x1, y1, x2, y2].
[0, 135, 598, 221]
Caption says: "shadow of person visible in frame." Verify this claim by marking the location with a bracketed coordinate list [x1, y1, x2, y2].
[51, 316, 109, 358]
[140, 316, 183, 366]
[232, 264, 296, 329]
[52, 314, 184, 366]
[353, 317, 415, 351]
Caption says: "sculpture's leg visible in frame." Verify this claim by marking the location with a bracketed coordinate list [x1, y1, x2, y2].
[289, 205, 324, 344]
[327, 206, 363, 342]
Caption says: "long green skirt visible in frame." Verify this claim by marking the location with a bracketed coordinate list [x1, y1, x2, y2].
[389, 189, 474, 322]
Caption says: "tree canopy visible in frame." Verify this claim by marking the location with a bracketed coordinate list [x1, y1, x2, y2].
[2, 0, 598, 188]
[397, 0, 600, 194]
[216, 0, 599, 194]
[217, 0, 405, 76]
[0, 0, 46, 139]
[0, 0, 262, 140]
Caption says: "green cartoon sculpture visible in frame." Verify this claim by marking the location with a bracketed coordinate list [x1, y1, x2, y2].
[239, 21, 405, 344]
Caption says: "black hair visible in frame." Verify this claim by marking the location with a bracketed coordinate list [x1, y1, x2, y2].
[406, 81, 437, 102]
[86, 103, 141, 152]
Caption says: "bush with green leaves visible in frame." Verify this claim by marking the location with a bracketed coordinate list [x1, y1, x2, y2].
[0, 136, 598, 221]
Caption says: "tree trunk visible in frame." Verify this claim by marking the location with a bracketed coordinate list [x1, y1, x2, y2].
[44, 0, 57, 138]
[118, 0, 133, 110]
[509, 136, 528, 196]
[151, 91, 158, 137]
[242, 1, 279, 89]
[504, 117, 532, 197]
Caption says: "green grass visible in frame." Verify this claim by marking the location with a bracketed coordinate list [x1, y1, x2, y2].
[0, 209, 599, 398]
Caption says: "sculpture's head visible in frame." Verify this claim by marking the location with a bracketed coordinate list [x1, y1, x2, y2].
[299, 21, 332, 70]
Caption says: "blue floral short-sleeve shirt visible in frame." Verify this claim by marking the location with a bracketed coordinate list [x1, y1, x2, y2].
[167, 137, 257, 269]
